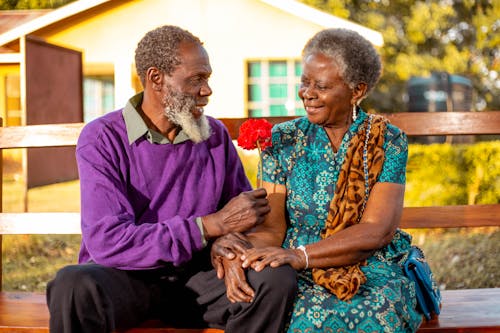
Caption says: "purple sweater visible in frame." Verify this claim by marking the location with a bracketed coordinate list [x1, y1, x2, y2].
[76, 110, 251, 269]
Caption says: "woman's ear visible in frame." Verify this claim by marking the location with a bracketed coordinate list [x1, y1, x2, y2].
[352, 82, 368, 104]
[146, 67, 163, 91]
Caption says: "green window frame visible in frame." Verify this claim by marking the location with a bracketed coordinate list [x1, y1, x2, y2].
[247, 59, 305, 117]
[83, 76, 115, 122]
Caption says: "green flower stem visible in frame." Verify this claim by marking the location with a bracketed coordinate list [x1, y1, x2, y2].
[256, 140, 263, 188]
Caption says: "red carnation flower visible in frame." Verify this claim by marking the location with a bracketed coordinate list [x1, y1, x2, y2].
[237, 118, 273, 188]
[237, 119, 273, 151]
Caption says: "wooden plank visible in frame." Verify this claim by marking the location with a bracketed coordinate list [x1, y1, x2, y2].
[384, 111, 500, 136]
[400, 204, 500, 229]
[0, 111, 498, 149]
[0, 123, 84, 149]
[1, 204, 498, 236]
[1, 290, 499, 332]
[0, 292, 48, 331]
[219, 111, 500, 138]
[0, 213, 81, 234]
[0, 292, 223, 333]
[121, 328, 223, 333]
[418, 288, 500, 332]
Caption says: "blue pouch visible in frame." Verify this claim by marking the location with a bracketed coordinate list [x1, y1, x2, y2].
[404, 246, 441, 321]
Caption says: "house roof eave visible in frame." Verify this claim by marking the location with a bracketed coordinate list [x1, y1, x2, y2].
[0, 0, 111, 47]
[0, 0, 383, 49]
[259, 0, 384, 46]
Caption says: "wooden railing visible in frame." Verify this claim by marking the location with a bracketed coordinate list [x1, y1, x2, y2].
[1, 111, 500, 332]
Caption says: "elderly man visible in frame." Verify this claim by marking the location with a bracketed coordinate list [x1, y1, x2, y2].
[46, 25, 296, 333]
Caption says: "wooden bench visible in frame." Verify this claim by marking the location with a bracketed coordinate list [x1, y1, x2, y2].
[1, 111, 499, 332]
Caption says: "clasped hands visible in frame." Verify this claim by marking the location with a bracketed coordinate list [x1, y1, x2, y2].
[211, 232, 307, 303]
[202, 188, 306, 303]
[201, 188, 270, 238]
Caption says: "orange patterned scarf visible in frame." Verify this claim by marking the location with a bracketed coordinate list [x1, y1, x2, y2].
[312, 114, 388, 301]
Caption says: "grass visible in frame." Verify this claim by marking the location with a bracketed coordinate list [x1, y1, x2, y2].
[1, 148, 499, 291]
[3, 234, 80, 291]
[2, 158, 81, 290]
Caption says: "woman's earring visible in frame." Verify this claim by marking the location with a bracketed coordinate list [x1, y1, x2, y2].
[352, 103, 358, 122]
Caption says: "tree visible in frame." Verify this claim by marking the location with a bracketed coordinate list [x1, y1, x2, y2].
[0, 0, 75, 10]
[301, 0, 500, 113]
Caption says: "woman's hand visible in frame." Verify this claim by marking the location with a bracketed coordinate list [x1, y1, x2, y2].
[221, 257, 255, 303]
[211, 232, 253, 279]
[241, 246, 306, 272]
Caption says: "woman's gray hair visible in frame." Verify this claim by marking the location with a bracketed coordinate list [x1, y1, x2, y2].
[302, 28, 382, 96]
[135, 25, 202, 86]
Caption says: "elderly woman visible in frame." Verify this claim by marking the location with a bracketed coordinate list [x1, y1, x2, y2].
[213, 28, 423, 332]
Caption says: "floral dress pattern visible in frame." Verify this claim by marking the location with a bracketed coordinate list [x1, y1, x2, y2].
[261, 111, 422, 333]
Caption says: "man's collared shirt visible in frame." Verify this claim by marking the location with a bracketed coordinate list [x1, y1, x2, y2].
[123, 92, 190, 145]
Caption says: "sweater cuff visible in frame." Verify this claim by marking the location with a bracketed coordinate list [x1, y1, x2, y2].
[195, 217, 207, 247]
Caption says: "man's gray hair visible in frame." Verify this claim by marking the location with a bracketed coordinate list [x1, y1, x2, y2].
[135, 25, 202, 86]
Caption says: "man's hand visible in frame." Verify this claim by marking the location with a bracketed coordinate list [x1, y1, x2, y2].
[221, 257, 254, 303]
[211, 233, 255, 303]
[202, 188, 270, 239]
[211, 232, 253, 279]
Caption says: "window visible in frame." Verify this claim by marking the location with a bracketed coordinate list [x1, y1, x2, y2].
[83, 76, 114, 122]
[247, 60, 304, 117]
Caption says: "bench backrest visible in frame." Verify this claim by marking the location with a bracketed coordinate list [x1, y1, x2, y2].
[1, 111, 500, 288]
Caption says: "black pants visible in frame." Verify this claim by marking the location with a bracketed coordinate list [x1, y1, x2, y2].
[46, 258, 297, 333]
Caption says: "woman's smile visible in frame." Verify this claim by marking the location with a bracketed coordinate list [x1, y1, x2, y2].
[305, 105, 324, 115]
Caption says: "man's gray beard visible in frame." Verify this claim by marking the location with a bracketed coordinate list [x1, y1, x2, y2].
[163, 92, 211, 144]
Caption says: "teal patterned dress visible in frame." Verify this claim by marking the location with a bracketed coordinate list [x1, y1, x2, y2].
[261, 110, 422, 333]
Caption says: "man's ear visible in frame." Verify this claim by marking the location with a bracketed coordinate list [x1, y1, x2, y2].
[146, 67, 163, 91]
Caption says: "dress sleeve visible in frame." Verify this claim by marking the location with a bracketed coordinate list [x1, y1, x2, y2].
[261, 124, 288, 185]
[378, 124, 408, 184]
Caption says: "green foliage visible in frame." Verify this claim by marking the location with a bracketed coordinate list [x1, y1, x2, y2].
[406, 143, 467, 206]
[356, 139, 500, 289]
[0, 0, 75, 10]
[300, 0, 350, 18]
[405, 141, 500, 206]
[463, 141, 500, 204]
[300, 0, 500, 113]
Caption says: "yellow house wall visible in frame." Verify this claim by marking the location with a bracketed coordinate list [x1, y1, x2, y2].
[43, 0, 328, 118]
[0, 64, 20, 124]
